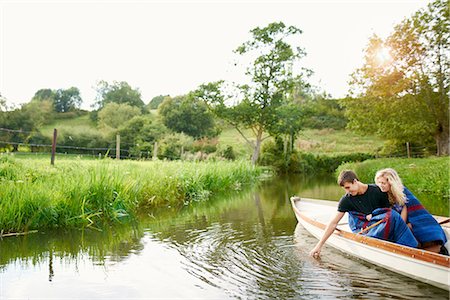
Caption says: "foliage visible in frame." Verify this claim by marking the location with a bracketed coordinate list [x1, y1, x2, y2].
[196, 22, 311, 164]
[21, 99, 55, 127]
[94, 80, 145, 110]
[0, 109, 36, 151]
[0, 156, 263, 232]
[157, 132, 194, 160]
[31, 87, 82, 113]
[158, 95, 218, 138]
[31, 88, 56, 102]
[299, 97, 347, 130]
[345, 0, 449, 155]
[57, 128, 110, 152]
[259, 138, 374, 174]
[54, 87, 82, 112]
[147, 95, 169, 110]
[192, 137, 218, 154]
[97, 103, 142, 137]
[117, 115, 168, 159]
[220, 145, 236, 160]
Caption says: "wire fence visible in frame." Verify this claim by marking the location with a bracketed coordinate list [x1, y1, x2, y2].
[0, 126, 437, 161]
[0, 127, 155, 160]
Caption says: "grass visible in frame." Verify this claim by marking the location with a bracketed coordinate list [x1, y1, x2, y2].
[36, 114, 385, 158]
[220, 126, 385, 159]
[337, 157, 449, 216]
[40, 114, 97, 138]
[297, 128, 385, 155]
[0, 155, 264, 232]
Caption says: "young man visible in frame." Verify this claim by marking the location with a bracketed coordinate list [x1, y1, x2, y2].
[309, 170, 391, 257]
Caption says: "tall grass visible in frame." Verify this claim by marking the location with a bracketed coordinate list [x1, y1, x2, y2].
[0, 155, 264, 232]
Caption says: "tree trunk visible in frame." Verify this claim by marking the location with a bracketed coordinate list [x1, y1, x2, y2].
[435, 124, 449, 156]
[251, 129, 264, 165]
[251, 138, 262, 165]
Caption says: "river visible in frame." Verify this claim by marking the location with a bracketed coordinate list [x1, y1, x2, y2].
[0, 174, 448, 299]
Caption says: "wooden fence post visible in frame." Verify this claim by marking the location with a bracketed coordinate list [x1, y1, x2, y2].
[51, 128, 57, 165]
[153, 142, 158, 160]
[406, 142, 411, 158]
[116, 134, 120, 160]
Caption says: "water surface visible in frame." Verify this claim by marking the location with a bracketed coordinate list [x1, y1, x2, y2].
[0, 174, 448, 299]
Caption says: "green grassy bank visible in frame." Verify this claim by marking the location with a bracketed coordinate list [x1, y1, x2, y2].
[0, 156, 264, 233]
[337, 157, 449, 216]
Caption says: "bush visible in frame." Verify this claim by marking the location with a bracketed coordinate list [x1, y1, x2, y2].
[258, 138, 374, 174]
[222, 145, 236, 160]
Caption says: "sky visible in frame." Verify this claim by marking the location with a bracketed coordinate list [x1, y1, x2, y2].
[0, 0, 430, 110]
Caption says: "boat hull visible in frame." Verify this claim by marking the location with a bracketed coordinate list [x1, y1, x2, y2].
[291, 197, 450, 290]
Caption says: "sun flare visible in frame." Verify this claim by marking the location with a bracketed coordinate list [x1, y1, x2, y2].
[376, 47, 392, 65]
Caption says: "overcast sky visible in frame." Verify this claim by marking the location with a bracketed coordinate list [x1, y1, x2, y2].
[1, 0, 429, 110]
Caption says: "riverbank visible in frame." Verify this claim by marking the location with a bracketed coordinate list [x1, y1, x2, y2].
[0, 156, 264, 233]
[337, 157, 449, 216]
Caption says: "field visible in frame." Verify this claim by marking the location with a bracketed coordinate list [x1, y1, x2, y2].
[39, 115, 385, 158]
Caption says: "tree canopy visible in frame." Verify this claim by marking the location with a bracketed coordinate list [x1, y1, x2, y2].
[31, 87, 82, 113]
[147, 95, 169, 110]
[95, 80, 145, 110]
[196, 22, 311, 164]
[158, 95, 218, 139]
[344, 0, 449, 155]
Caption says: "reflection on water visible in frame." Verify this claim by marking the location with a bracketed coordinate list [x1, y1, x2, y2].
[0, 174, 448, 299]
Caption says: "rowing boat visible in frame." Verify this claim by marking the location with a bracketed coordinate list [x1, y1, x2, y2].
[290, 196, 450, 290]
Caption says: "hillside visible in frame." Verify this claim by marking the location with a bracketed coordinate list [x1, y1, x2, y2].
[219, 126, 384, 158]
[38, 114, 384, 158]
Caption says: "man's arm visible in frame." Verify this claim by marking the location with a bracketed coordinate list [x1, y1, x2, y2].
[309, 211, 345, 257]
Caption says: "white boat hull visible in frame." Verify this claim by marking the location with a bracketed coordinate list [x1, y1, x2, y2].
[292, 197, 450, 290]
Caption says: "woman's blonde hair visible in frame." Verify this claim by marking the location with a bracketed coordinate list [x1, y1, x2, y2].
[375, 168, 406, 206]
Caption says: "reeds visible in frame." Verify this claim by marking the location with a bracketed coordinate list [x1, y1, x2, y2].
[0, 156, 263, 232]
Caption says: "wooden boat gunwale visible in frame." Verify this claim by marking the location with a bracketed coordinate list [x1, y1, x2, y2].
[291, 197, 450, 267]
[291, 197, 450, 291]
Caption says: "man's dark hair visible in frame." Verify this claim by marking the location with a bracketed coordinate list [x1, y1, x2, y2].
[338, 170, 359, 186]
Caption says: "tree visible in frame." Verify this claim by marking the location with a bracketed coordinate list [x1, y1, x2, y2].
[118, 115, 168, 158]
[53, 87, 82, 112]
[98, 103, 142, 137]
[0, 109, 35, 151]
[95, 80, 145, 110]
[158, 95, 218, 138]
[196, 22, 310, 164]
[345, 0, 449, 155]
[31, 87, 81, 113]
[22, 99, 54, 127]
[147, 95, 169, 110]
[32, 89, 56, 102]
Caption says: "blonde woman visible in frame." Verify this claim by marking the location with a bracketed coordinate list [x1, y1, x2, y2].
[375, 168, 448, 254]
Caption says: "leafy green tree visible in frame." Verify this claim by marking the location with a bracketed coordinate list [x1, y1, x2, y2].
[22, 99, 54, 127]
[98, 103, 142, 137]
[157, 132, 194, 160]
[196, 22, 310, 164]
[345, 0, 449, 155]
[147, 95, 169, 110]
[299, 97, 347, 130]
[31, 87, 81, 113]
[31, 89, 56, 102]
[95, 80, 145, 110]
[117, 115, 168, 158]
[54, 87, 82, 112]
[0, 109, 35, 151]
[158, 95, 218, 138]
